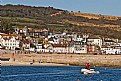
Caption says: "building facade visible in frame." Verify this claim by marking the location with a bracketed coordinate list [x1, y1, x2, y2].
[0, 34, 20, 50]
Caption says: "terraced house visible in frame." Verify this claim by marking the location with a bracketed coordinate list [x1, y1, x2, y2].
[0, 33, 20, 50]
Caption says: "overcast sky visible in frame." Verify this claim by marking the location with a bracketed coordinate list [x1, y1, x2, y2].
[1, 0, 121, 16]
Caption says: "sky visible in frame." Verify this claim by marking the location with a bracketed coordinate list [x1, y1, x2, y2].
[0, 0, 121, 16]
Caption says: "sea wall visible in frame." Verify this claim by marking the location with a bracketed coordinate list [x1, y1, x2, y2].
[1, 54, 121, 68]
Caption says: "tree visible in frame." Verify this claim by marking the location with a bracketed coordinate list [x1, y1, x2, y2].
[38, 40, 43, 44]
[30, 44, 36, 48]
[1, 20, 13, 33]
[71, 26, 80, 32]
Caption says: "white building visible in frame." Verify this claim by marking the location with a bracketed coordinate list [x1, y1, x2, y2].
[69, 41, 87, 54]
[101, 46, 121, 54]
[69, 45, 87, 54]
[48, 37, 57, 44]
[52, 44, 67, 53]
[76, 35, 83, 42]
[0, 34, 20, 50]
[87, 36, 102, 48]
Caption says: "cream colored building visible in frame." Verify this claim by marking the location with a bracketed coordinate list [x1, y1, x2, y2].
[0, 34, 20, 50]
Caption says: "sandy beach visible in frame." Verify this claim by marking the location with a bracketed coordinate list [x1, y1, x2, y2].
[1, 53, 121, 68]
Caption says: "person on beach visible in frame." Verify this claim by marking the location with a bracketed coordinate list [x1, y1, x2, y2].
[30, 59, 35, 65]
[39, 59, 42, 63]
[85, 63, 90, 70]
[32, 59, 35, 63]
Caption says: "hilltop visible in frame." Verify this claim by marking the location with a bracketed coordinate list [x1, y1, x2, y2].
[0, 4, 121, 39]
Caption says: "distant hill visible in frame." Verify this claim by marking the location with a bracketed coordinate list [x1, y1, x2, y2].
[0, 4, 121, 39]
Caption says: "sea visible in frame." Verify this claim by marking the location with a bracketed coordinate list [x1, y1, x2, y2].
[1, 66, 121, 81]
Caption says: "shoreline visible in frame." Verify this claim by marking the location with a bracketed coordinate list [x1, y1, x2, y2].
[1, 54, 121, 68]
[1, 61, 67, 66]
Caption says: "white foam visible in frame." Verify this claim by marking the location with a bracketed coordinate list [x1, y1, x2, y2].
[1, 72, 65, 77]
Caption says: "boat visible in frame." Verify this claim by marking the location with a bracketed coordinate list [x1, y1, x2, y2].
[81, 68, 100, 74]
[0, 58, 10, 61]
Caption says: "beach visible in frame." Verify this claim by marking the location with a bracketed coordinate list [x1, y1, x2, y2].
[1, 53, 121, 68]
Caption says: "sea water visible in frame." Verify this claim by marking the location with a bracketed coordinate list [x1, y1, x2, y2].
[1, 66, 121, 81]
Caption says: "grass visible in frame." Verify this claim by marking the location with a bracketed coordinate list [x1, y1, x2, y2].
[0, 16, 67, 28]
[0, 17, 42, 22]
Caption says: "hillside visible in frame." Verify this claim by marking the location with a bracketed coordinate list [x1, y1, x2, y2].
[0, 4, 121, 39]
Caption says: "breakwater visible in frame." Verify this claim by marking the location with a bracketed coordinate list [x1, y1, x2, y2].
[1, 54, 121, 68]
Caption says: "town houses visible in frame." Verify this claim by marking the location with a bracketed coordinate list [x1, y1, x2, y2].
[1, 27, 121, 55]
[0, 33, 20, 50]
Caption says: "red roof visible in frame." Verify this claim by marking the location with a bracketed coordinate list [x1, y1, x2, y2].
[1, 34, 19, 40]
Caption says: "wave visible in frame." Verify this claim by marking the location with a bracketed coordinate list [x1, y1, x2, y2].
[1, 72, 66, 77]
